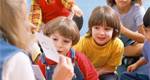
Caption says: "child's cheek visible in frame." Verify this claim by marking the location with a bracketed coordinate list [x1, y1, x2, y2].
[106, 30, 113, 38]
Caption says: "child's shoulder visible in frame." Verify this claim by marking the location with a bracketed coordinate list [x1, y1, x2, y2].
[132, 4, 145, 12]
[112, 38, 124, 47]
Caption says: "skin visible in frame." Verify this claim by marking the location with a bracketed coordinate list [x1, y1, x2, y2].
[115, 0, 145, 56]
[115, 0, 132, 14]
[23, 0, 74, 79]
[91, 25, 113, 46]
[91, 25, 116, 75]
[52, 55, 74, 80]
[127, 27, 150, 72]
[49, 31, 72, 55]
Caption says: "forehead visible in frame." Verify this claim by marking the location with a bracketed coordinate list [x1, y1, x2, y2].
[93, 24, 113, 28]
[51, 32, 72, 39]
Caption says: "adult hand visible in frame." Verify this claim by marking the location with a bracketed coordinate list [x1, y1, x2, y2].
[52, 55, 74, 80]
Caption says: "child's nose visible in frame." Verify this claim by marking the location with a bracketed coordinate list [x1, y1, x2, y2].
[56, 41, 64, 48]
[99, 29, 105, 35]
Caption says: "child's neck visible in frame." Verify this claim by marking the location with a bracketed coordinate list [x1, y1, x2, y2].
[117, 5, 132, 15]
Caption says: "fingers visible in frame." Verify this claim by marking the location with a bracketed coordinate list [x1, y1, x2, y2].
[59, 55, 67, 64]
[127, 66, 132, 72]
[72, 5, 83, 17]
[59, 55, 74, 72]
[127, 65, 136, 72]
[53, 55, 74, 80]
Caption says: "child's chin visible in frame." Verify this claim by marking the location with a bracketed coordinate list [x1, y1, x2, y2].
[96, 42, 107, 46]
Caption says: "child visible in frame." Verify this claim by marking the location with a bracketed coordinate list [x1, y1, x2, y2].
[107, 0, 146, 75]
[119, 7, 150, 80]
[107, 0, 145, 61]
[29, 0, 83, 31]
[0, 0, 75, 80]
[37, 16, 98, 80]
[73, 6, 124, 80]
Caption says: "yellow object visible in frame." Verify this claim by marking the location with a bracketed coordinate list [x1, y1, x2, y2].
[61, 0, 74, 10]
[29, 0, 42, 32]
[73, 35, 124, 71]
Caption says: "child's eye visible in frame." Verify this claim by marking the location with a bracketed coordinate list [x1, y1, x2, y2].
[63, 40, 70, 43]
[52, 38, 58, 41]
[94, 26, 99, 29]
[105, 27, 112, 31]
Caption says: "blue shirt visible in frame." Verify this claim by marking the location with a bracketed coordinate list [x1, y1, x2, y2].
[143, 40, 150, 62]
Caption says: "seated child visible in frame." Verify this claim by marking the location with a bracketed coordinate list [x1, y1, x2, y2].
[36, 16, 98, 80]
[73, 6, 124, 80]
[119, 7, 150, 80]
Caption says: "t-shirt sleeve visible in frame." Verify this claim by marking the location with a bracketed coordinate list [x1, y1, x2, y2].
[143, 40, 150, 61]
[135, 6, 145, 28]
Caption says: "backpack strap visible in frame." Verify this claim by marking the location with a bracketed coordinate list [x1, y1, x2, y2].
[40, 52, 55, 80]
[70, 48, 75, 63]
[70, 48, 84, 80]
[40, 48, 84, 80]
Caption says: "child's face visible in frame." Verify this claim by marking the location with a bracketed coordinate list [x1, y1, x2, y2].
[115, 0, 131, 9]
[49, 31, 72, 55]
[144, 27, 150, 41]
[91, 25, 113, 46]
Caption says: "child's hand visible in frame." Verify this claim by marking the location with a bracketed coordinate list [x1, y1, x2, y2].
[52, 55, 74, 80]
[127, 63, 138, 72]
[26, 42, 41, 62]
[72, 4, 83, 17]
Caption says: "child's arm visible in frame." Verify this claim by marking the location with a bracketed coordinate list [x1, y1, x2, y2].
[127, 57, 147, 72]
[71, 4, 83, 17]
[61, 0, 83, 18]
[120, 24, 145, 43]
[97, 67, 115, 75]
[26, 42, 42, 63]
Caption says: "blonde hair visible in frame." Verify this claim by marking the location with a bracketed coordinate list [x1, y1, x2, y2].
[44, 16, 80, 46]
[0, 0, 32, 49]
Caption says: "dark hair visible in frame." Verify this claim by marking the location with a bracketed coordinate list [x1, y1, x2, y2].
[73, 15, 83, 31]
[107, 0, 137, 7]
[44, 16, 80, 45]
[143, 7, 150, 28]
[87, 6, 120, 39]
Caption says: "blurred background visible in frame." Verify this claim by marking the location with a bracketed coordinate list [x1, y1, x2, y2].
[76, 0, 150, 36]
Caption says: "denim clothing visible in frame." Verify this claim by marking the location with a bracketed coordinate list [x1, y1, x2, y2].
[40, 48, 84, 80]
[99, 73, 118, 80]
